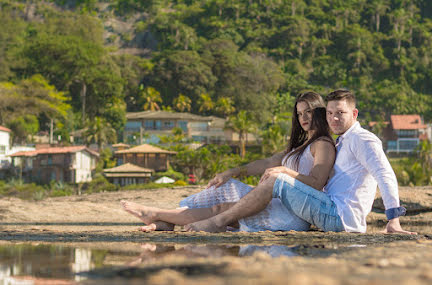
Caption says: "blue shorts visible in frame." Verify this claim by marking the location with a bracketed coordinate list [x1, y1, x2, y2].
[273, 173, 344, 232]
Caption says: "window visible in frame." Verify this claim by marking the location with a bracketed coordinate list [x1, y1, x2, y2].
[387, 141, 397, 150]
[0, 145, 5, 155]
[125, 121, 142, 131]
[189, 122, 208, 131]
[144, 120, 154, 130]
[399, 139, 418, 151]
[178, 121, 188, 132]
[155, 120, 162, 130]
[396, 129, 417, 138]
[163, 121, 174, 129]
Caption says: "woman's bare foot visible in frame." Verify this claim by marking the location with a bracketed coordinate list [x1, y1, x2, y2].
[120, 200, 159, 224]
[184, 218, 226, 233]
[139, 221, 175, 232]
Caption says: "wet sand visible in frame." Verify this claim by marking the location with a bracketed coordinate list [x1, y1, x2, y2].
[1, 185, 432, 284]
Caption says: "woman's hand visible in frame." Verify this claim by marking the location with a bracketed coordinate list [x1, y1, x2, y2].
[207, 170, 234, 189]
[259, 166, 289, 184]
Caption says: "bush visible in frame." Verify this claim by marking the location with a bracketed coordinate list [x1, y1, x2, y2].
[83, 174, 118, 194]
[173, 180, 188, 186]
[240, 175, 260, 186]
[390, 157, 432, 186]
[154, 167, 186, 181]
[47, 180, 74, 197]
[0, 179, 47, 200]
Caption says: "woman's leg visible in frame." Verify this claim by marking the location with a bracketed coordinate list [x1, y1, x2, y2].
[121, 200, 236, 226]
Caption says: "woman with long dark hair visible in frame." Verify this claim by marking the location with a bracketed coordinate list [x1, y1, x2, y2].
[121, 91, 336, 232]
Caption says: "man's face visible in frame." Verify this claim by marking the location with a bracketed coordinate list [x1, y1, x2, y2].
[326, 99, 358, 135]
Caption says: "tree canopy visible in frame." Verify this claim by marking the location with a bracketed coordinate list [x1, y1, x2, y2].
[1, 0, 432, 144]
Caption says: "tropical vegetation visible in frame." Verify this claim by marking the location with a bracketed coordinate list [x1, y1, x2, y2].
[0, 0, 432, 187]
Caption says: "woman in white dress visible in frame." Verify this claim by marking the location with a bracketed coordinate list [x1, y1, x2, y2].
[121, 91, 336, 232]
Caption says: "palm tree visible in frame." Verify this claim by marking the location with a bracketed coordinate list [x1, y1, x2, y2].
[369, 0, 390, 32]
[84, 117, 117, 150]
[173, 94, 192, 112]
[225, 110, 255, 158]
[198, 93, 214, 114]
[142, 87, 162, 111]
[215, 97, 235, 117]
[418, 140, 432, 169]
[261, 124, 287, 155]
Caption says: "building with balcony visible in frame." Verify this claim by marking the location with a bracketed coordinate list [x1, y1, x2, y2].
[123, 111, 257, 145]
[9, 146, 99, 184]
[383, 115, 428, 154]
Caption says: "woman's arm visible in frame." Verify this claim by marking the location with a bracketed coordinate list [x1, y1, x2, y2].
[207, 152, 285, 188]
[260, 140, 335, 190]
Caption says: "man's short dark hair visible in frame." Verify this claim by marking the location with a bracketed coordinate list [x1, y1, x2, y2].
[326, 89, 356, 107]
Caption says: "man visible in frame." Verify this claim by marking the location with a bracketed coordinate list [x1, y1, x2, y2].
[185, 90, 415, 234]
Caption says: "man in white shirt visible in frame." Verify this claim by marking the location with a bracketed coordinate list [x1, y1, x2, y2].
[185, 90, 415, 234]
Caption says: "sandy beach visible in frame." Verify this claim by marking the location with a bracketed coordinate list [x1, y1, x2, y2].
[1, 185, 432, 284]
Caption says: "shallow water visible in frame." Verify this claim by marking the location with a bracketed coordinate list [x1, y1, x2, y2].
[0, 242, 369, 284]
[0, 220, 430, 284]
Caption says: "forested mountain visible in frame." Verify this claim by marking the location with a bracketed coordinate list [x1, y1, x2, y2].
[1, 0, 432, 144]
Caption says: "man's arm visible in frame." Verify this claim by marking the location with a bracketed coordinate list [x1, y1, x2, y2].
[353, 133, 416, 234]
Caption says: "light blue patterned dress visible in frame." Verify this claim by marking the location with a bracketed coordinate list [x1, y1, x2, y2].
[179, 146, 314, 232]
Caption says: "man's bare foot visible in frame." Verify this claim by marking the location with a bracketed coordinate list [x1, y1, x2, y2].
[184, 218, 226, 233]
[382, 218, 417, 235]
[139, 221, 175, 232]
[120, 200, 158, 224]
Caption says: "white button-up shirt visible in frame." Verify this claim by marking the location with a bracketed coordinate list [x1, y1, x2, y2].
[324, 121, 401, 233]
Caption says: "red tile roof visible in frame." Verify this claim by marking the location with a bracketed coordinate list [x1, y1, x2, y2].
[0, 126, 11, 133]
[9, 146, 99, 157]
[390, 115, 427, 130]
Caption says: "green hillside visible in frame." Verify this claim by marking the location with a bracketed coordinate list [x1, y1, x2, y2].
[1, 0, 432, 144]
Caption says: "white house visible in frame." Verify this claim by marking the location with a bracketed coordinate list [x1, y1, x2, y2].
[0, 126, 11, 168]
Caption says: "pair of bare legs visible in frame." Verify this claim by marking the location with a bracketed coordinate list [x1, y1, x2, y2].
[121, 175, 277, 233]
[120, 200, 236, 232]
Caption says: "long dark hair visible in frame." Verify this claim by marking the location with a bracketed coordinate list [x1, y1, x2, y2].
[285, 91, 334, 170]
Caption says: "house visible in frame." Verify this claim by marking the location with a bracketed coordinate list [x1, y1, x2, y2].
[114, 144, 176, 172]
[9, 146, 99, 184]
[103, 163, 152, 186]
[383, 115, 428, 154]
[123, 111, 257, 145]
[0, 126, 11, 168]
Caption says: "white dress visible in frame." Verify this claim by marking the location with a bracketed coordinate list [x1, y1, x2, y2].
[179, 145, 314, 232]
